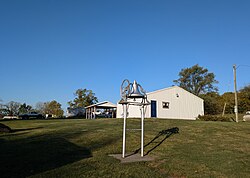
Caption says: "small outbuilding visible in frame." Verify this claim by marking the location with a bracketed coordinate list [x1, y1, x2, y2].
[117, 86, 204, 120]
[85, 101, 117, 119]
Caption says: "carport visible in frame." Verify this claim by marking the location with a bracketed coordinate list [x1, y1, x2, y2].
[85, 101, 117, 119]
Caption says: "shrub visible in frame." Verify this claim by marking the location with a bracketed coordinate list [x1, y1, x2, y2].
[197, 115, 234, 122]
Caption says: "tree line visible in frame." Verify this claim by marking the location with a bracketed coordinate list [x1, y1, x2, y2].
[0, 101, 64, 118]
[174, 64, 250, 115]
[0, 64, 249, 118]
[0, 88, 98, 118]
[200, 86, 250, 115]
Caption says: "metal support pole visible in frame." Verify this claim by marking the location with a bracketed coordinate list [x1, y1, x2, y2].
[141, 105, 144, 157]
[122, 104, 127, 158]
[90, 108, 92, 119]
[233, 65, 239, 122]
[94, 107, 96, 119]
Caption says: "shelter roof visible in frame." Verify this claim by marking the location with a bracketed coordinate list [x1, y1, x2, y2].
[85, 101, 117, 109]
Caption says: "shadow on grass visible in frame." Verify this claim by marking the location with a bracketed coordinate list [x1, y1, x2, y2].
[0, 135, 92, 178]
[0, 127, 44, 138]
[130, 127, 179, 157]
[11, 127, 44, 132]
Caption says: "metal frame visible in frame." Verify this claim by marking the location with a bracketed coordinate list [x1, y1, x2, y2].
[119, 79, 150, 158]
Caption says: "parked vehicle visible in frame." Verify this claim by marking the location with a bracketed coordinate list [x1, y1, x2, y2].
[243, 111, 250, 121]
[66, 107, 85, 118]
[19, 112, 44, 120]
[92, 111, 113, 118]
[3, 116, 19, 120]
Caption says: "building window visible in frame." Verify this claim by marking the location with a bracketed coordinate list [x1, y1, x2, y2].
[162, 102, 170, 109]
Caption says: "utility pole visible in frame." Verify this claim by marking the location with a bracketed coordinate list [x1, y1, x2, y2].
[222, 102, 227, 117]
[233, 64, 239, 122]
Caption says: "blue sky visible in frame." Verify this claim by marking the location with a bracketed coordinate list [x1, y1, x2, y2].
[0, 0, 249, 111]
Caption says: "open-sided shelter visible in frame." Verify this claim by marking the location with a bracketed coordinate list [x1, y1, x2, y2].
[85, 101, 116, 119]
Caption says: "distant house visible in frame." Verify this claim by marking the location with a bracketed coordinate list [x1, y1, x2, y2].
[116, 86, 204, 120]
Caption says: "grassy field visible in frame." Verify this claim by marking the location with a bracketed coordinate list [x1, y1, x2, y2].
[0, 118, 249, 178]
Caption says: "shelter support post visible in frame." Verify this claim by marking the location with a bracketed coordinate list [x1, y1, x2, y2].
[90, 107, 93, 119]
[94, 106, 96, 119]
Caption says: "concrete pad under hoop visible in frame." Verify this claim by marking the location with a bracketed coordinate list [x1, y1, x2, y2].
[109, 153, 155, 163]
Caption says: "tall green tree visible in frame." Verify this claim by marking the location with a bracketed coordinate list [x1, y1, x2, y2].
[174, 64, 218, 96]
[68, 88, 98, 108]
[18, 103, 32, 114]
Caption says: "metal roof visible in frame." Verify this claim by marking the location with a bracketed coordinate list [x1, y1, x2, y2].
[147, 85, 203, 101]
[85, 101, 117, 109]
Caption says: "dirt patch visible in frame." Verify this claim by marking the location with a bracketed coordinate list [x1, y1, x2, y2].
[0, 123, 11, 133]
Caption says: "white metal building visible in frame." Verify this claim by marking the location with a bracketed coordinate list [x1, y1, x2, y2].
[116, 86, 204, 120]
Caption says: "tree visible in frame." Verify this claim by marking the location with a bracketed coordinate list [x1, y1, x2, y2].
[221, 92, 235, 114]
[44, 100, 64, 117]
[35, 101, 64, 117]
[68, 88, 98, 108]
[35, 102, 46, 115]
[200, 92, 222, 115]
[5, 101, 21, 116]
[18, 103, 32, 114]
[238, 84, 250, 113]
[0, 100, 9, 118]
[173, 64, 218, 96]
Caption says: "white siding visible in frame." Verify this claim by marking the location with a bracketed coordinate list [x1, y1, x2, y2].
[147, 86, 204, 120]
[117, 86, 204, 120]
[116, 98, 146, 118]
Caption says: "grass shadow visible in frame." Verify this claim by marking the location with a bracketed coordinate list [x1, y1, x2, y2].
[11, 127, 44, 132]
[129, 127, 179, 157]
[0, 127, 44, 138]
[0, 135, 92, 178]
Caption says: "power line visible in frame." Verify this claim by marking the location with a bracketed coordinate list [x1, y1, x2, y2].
[236, 65, 250, 69]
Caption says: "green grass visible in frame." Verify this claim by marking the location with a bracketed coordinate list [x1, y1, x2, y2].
[0, 118, 250, 178]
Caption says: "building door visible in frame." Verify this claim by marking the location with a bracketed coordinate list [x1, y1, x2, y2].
[151, 100, 157, 118]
